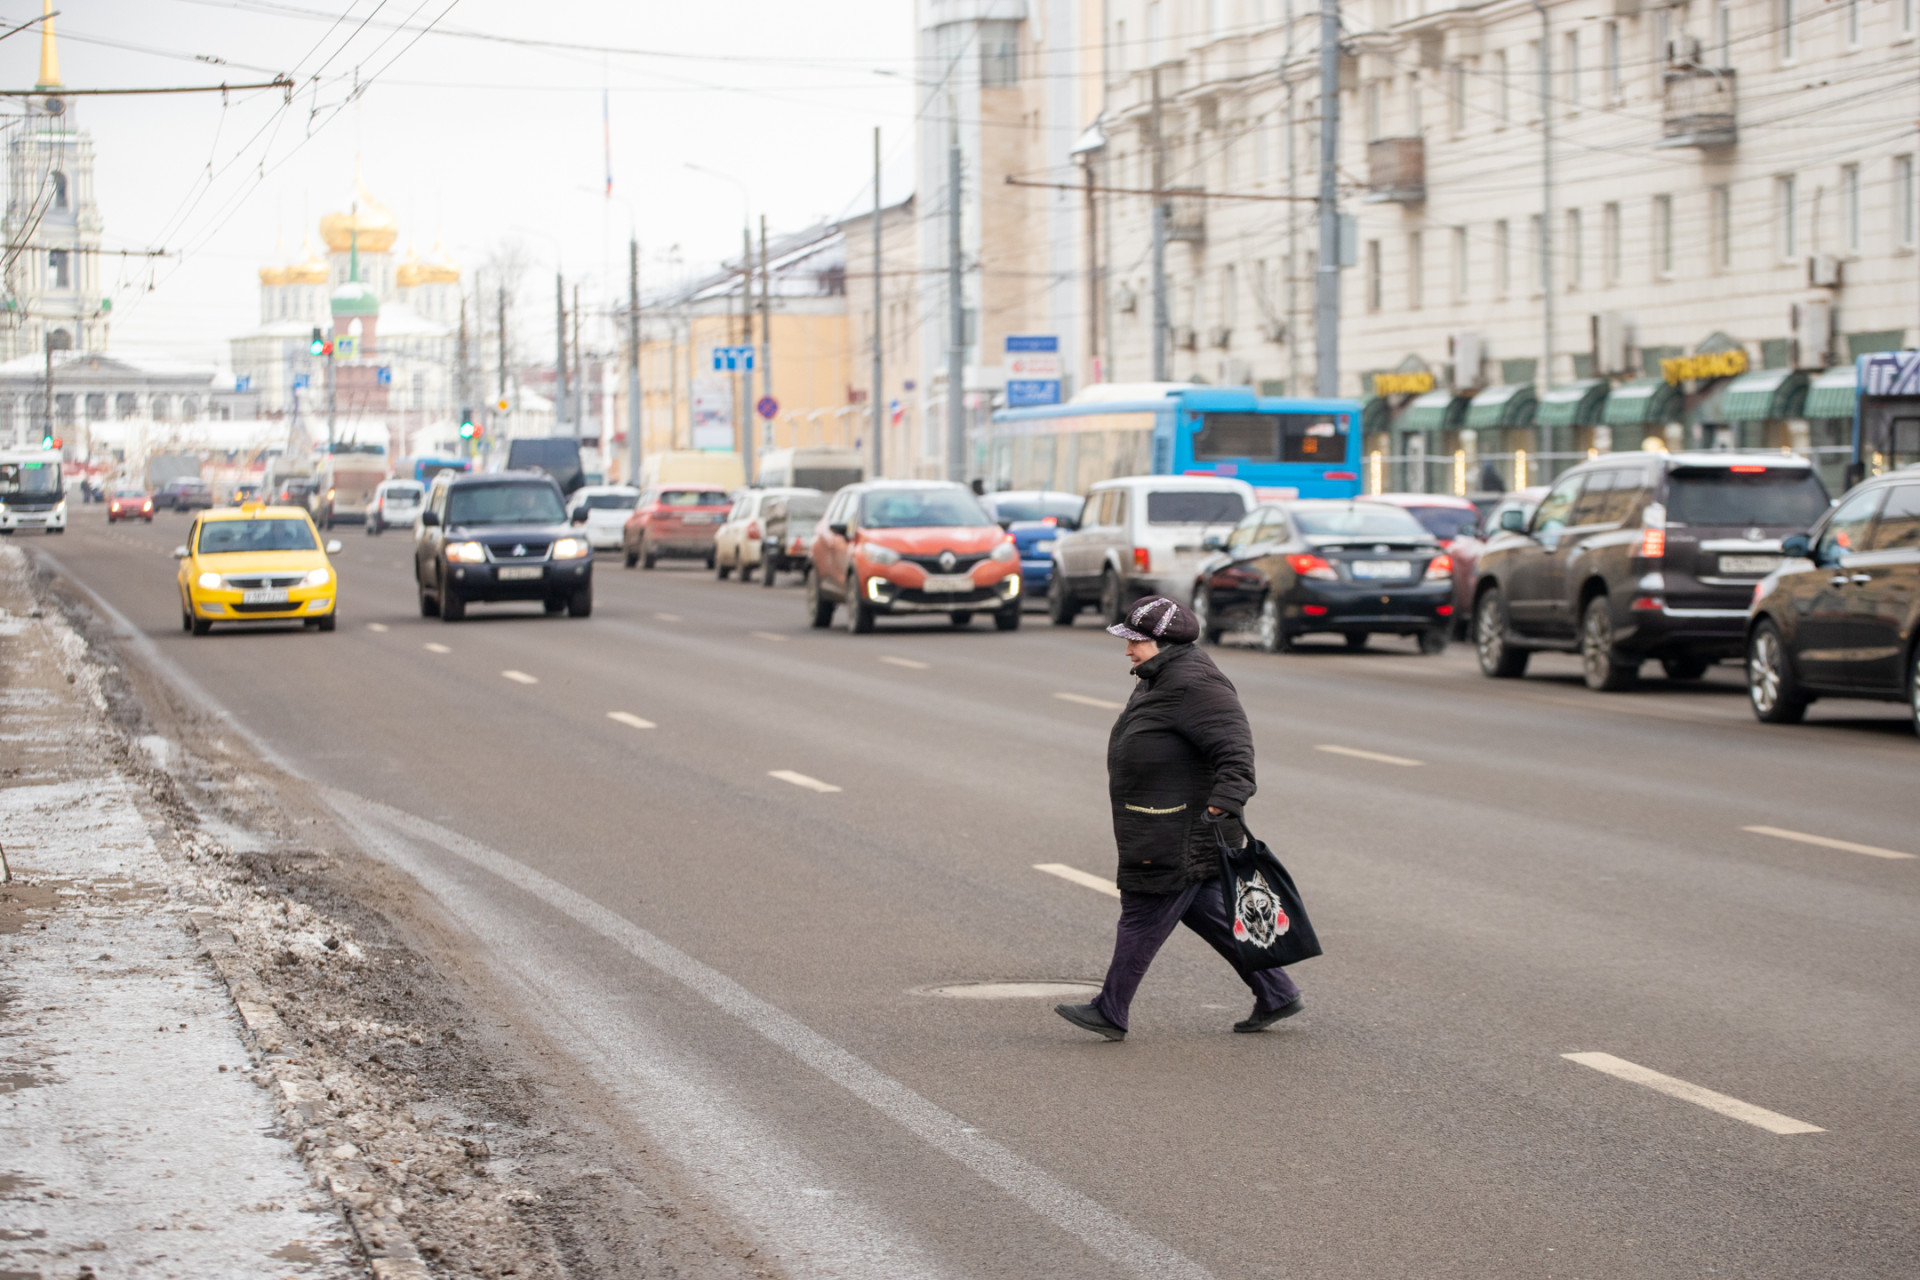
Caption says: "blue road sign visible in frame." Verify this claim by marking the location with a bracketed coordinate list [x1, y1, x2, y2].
[292, 374, 310, 390]
[234, 375, 252, 392]
[711, 345, 756, 372]
[377, 366, 392, 385]
[1005, 334, 1061, 407]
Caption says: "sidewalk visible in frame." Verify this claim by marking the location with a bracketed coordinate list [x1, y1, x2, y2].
[0, 542, 357, 1279]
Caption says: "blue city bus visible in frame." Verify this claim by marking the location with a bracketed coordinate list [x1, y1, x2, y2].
[414, 456, 471, 485]
[987, 384, 1362, 499]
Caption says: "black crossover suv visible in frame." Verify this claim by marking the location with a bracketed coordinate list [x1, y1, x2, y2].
[1471, 451, 1831, 690]
[1747, 468, 1920, 733]
[414, 471, 593, 621]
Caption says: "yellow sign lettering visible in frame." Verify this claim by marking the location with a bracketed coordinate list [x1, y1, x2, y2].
[1661, 349, 1748, 384]
[1373, 371, 1436, 396]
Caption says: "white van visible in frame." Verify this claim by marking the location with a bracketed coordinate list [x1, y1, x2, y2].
[1047, 475, 1254, 624]
[755, 447, 863, 494]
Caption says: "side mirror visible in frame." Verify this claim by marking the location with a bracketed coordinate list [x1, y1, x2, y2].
[420, 509, 440, 528]
[570, 506, 588, 524]
[324, 539, 342, 555]
[171, 544, 189, 559]
[1781, 532, 1811, 559]
[997, 519, 1013, 531]
[1202, 535, 1224, 551]
[1055, 516, 1078, 531]
[1498, 509, 1527, 533]
[828, 522, 848, 538]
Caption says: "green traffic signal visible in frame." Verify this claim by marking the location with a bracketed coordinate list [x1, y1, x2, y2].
[309, 326, 324, 356]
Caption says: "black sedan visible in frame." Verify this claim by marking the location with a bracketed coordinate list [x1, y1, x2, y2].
[1190, 500, 1454, 654]
[414, 472, 593, 621]
[1747, 469, 1920, 733]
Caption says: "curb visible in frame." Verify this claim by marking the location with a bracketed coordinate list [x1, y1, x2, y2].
[188, 909, 434, 1280]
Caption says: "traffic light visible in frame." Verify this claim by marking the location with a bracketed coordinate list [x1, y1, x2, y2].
[308, 326, 332, 357]
[42, 435, 60, 450]
[458, 408, 475, 440]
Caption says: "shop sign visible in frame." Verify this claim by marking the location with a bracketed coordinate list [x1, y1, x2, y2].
[1861, 350, 1920, 396]
[1373, 371, 1435, 396]
[1661, 349, 1747, 384]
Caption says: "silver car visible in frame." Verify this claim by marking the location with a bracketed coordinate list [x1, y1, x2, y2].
[365, 479, 424, 535]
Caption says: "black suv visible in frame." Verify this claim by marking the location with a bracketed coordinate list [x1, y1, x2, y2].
[415, 471, 593, 622]
[1747, 468, 1920, 733]
[1472, 451, 1831, 690]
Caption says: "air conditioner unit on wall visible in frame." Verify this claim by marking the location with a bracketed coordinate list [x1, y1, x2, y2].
[1790, 300, 1832, 370]
[1449, 332, 1485, 390]
[1261, 320, 1288, 345]
[1116, 284, 1138, 314]
[1807, 255, 1842, 289]
[1209, 325, 1233, 349]
[1174, 325, 1198, 351]
[1591, 311, 1634, 376]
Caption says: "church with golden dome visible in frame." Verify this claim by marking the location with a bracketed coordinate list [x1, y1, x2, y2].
[230, 170, 462, 455]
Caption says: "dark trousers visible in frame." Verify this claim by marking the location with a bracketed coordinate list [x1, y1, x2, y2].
[1093, 877, 1300, 1031]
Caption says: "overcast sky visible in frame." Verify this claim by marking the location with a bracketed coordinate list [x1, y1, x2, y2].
[11, 0, 918, 365]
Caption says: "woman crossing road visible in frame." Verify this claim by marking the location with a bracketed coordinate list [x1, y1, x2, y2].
[1055, 596, 1304, 1040]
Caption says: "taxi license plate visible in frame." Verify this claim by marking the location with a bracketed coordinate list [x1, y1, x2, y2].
[921, 573, 974, 593]
[497, 566, 544, 581]
[241, 589, 289, 605]
[1719, 555, 1779, 575]
[1351, 560, 1411, 579]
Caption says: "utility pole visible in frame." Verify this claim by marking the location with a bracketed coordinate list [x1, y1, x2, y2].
[627, 237, 641, 486]
[759, 213, 771, 454]
[457, 298, 470, 458]
[496, 283, 507, 433]
[946, 120, 966, 484]
[1284, 0, 1300, 396]
[1083, 154, 1100, 387]
[326, 322, 337, 448]
[1150, 68, 1169, 383]
[571, 282, 583, 442]
[41, 331, 52, 447]
[870, 125, 884, 477]
[1531, 0, 1555, 468]
[740, 226, 755, 481]
[1314, 0, 1341, 399]
[553, 272, 568, 437]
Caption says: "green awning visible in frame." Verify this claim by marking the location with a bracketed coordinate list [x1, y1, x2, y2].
[1464, 383, 1537, 430]
[1601, 377, 1682, 426]
[1719, 368, 1808, 422]
[1535, 379, 1609, 428]
[1360, 395, 1389, 434]
[1803, 366, 1856, 420]
[1402, 388, 1468, 432]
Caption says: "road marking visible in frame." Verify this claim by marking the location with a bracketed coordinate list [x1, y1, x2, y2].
[607, 711, 656, 730]
[751, 631, 788, 642]
[1033, 862, 1121, 898]
[366, 622, 388, 632]
[879, 655, 928, 669]
[769, 769, 841, 793]
[1315, 744, 1424, 767]
[654, 612, 684, 622]
[1561, 1052, 1824, 1135]
[422, 642, 451, 654]
[501, 670, 539, 685]
[1054, 692, 1124, 710]
[1741, 825, 1914, 861]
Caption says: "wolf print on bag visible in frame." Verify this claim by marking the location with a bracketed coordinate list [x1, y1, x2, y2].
[1230, 868, 1291, 947]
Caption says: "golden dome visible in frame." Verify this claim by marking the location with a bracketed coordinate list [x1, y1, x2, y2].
[285, 239, 328, 285]
[258, 263, 291, 286]
[397, 239, 460, 288]
[319, 169, 399, 255]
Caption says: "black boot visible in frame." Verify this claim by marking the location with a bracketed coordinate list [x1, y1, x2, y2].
[1233, 995, 1304, 1033]
[1055, 1002, 1126, 1041]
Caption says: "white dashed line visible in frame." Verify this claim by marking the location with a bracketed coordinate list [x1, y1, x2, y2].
[751, 631, 789, 642]
[1562, 1052, 1824, 1135]
[1315, 744, 1424, 767]
[1053, 692, 1124, 710]
[1741, 825, 1914, 861]
[422, 643, 451, 654]
[501, 670, 539, 685]
[879, 655, 929, 669]
[654, 612, 684, 622]
[366, 622, 389, 632]
[1033, 862, 1121, 898]
[769, 769, 841, 793]
[607, 711, 657, 730]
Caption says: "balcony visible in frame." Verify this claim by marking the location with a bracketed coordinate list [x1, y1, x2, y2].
[1659, 67, 1737, 149]
[1365, 138, 1425, 205]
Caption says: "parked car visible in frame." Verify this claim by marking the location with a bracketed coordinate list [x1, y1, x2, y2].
[759, 490, 829, 587]
[1191, 500, 1453, 653]
[365, 479, 425, 535]
[414, 471, 593, 621]
[155, 477, 213, 511]
[566, 484, 640, 551]
[621, 485, 732, 569]
[272, 478, 314, 508]
[1048, 475, 1254, 626]
[714, 486, 818, 581]
[1471, 451, 1833, 690]
[1364, 493, 1482, 546]
[1447, 486, 1547, 636]
[805, 480, 1021, 633]
[1747, 469, 1920, 732]
[107, 488, 153, 523]
[980, 489, 1083, 608]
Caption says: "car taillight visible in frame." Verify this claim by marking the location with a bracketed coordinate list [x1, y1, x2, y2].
[1437, 604, 1453, 616]
[747, 521, 760, 540]
[1729, 465, 1767, 473]
[1286, 553, 1338, 581]
[1630, 596, 1664, 611]
[1424, 553, 1452, 580]
[1638, 528, 1666, 559]
[1302, 604, 1329, 615]
[1132, 547, 1151, 571]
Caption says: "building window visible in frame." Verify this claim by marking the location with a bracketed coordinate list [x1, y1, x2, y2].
[1896, 155, 1916, 249]
[152, 396, 171, 421]
[1655, 9, 1672, 66]
[1366, 240, 1383, 312]
[1495, 50, 1510, 125]
[1845, 0, 1860, 48]
[180, 396, 200, 420]
[1147, 1, 1163, 64]
[1780, 0, 1796, 63]
[1710, 185, 1732, 269]
[1565, 208, 1583, 290]
[1453, 226, 1469, 299]
[1605, 23, 1622, 101]
[1529, 213, 1544, 293]
[1407, 232, 1423, 309]
[1494, 219, 1511, 296]
[85, 393, 105, 420]
[1902, 0, 1917, 40]
[1654, 194, 1674, 277]
[1366, 82, 1383, 141]
[1113, 19, 1127, 75]
[981, 21, 1019, 86]
[1449, 63, 1467, 135]
[1528, 41, 1545, 122]
[1408, 75, 1422, 136]
[1716, 4, 1732, 67]
[1564, 31, 1581, 111]
[1221, 264, 1238, 329]
[49, 170, 67, 210]
[116, 392, 137, 419]
[1775, 175, 1797, 260]
[48, 249, 69, 288]
[1603, 202, 1622, 283]
[1841, 164, 1861, 254]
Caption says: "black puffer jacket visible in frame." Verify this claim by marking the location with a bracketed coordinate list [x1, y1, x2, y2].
[1106, 643, 1256, 894]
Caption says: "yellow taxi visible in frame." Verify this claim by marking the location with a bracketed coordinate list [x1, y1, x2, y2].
[174, 503, 342, 635]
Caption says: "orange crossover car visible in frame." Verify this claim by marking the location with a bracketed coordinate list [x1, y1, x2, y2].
[805, 480, 1022, 633]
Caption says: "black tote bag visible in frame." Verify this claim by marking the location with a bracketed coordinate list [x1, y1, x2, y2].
[1214, 823, 1322, 971]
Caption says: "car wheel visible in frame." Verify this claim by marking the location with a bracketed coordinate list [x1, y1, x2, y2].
[1475, 587, 1528, 678]
[706, 550, 717, 571]
[1192, 583, 1223, 645]
[1748, 620, 1809, 725]
[1908, 643, 1920, 739]
[1099, 569, 1125, 627]
[805, 569, 834, 628]
[1418, 628, 1449, 656]
[717, 560, 731, 580]
[180, 606, 192, 633]
[190, 616, 211, 637]
[440, 583, 466, 622]
[1255, 595, 1290, 654]
[417, 576, 438, 617]
[1345, 632, 1368, 652]
[845, 576, 874, 634]
[568, 586, 593, 618]
[740, 560, 755, 583]
[316, 613, 336, 632]
[994, 603, 1021, 631]
[643, 538, 657, 570]
[1580, 595, 1638, 692]
[623, 541, 639, 569]
[1661, 656, 1711, 681]
[1048, 573, 1077, 627]
[762, 560, 777, 588]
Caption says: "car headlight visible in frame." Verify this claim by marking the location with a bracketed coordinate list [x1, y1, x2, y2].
[551, 537, 590, 560]
[860, 542, 900, 566]
[54, 500, 66, 515]
[446, 541, 488, 564]
[301, 567, 331, 587]
[989, 541, 1018, 563]
[196, 571, 222, 591]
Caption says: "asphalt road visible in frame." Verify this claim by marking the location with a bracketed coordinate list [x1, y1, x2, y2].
[33, 510, 1920, 1278]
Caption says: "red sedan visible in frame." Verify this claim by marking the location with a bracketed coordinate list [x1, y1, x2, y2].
[107, 489, 153, 523]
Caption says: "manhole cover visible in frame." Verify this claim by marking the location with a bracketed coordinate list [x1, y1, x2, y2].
[919, 980, 1102, 1001]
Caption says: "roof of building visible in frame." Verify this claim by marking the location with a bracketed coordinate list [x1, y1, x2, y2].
[319, 168, 399, 255]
